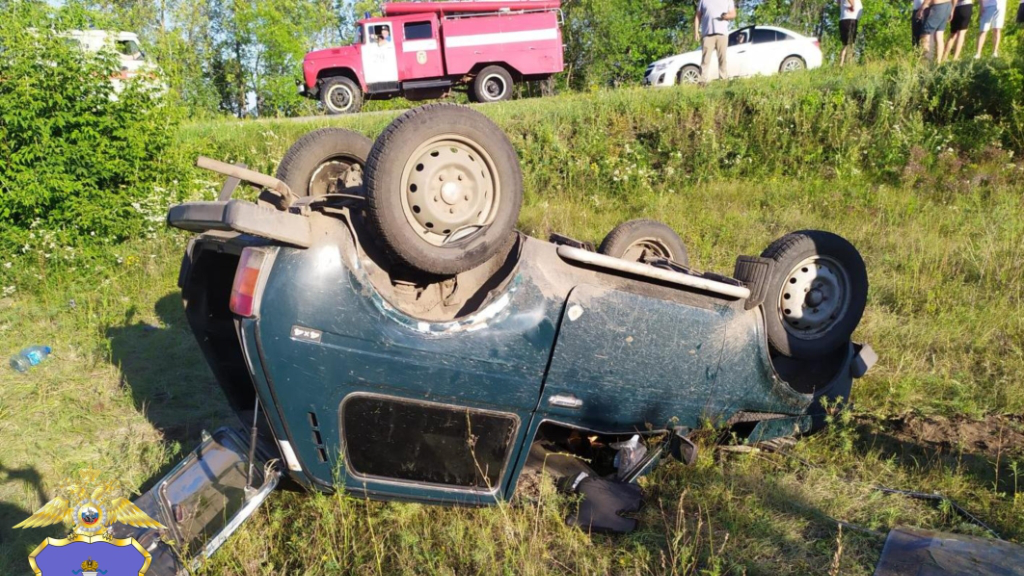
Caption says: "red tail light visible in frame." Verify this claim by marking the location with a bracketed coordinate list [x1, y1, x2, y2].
[813, 38, 821, 49]
[230, 248, 273, 317]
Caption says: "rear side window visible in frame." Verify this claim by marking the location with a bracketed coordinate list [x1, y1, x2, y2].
[341, 395, 518, 489]
[404, 21, 433, 41]
[751, 28, 779, 44]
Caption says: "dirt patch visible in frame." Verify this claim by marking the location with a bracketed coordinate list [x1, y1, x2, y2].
[867, 413, 1024, 460]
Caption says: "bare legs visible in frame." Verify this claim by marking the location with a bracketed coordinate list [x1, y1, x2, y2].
[945, 29, 967, 60]
[921, 31, 947, 62]
[976, 28, 1002, 57]
[840, 45, 850, 65]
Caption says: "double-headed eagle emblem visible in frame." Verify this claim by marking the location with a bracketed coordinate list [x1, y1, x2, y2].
[14, 469, 165, 538]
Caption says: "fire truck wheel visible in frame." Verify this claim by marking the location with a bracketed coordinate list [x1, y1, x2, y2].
[472, 66, 514, 103]
[598, 219, 690, 266]
[760, 230, 868, 359]
[364, 103, 523, 276]
[275, 128, 373, 197]
[320, 77, 363, 115]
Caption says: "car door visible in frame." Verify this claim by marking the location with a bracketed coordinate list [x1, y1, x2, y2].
[748, 27, 783, 76]
[398, 17, 444, 80]
[362, 22, 399, 88]
[726, 28, 754, 77]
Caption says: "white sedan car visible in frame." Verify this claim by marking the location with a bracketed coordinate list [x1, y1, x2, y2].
[644, 25, 822, 85]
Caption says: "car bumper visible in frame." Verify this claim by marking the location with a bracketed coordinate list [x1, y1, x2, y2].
[643, 69, 673, 87]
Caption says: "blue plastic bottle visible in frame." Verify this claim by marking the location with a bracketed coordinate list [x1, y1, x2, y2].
[10, 346, 52, 373]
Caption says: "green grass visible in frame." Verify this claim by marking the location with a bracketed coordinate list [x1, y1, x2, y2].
[2, 59, 1023, 574]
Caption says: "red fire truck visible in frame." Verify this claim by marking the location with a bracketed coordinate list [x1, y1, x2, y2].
[298, 1, 564, 114]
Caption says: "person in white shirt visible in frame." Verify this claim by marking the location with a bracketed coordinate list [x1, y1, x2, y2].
[839, 0, 864, 65]
[693, 0, 738, 83]
[976, 0, 1007, 57]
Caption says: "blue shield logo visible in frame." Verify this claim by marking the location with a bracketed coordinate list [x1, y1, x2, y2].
[29, 535, 150, 576]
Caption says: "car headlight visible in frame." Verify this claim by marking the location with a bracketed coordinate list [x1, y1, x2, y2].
[654, 62, 670, 72]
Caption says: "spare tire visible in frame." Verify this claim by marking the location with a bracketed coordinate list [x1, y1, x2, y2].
[760, 230, 868, 359]
[275, 128, 373, 197]
[364, 103, 523, 276]
[598, 219, 690, 266]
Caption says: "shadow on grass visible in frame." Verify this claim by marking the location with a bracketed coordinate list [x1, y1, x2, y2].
[105, 292, 235, 489]
[0, 464, 57, 573]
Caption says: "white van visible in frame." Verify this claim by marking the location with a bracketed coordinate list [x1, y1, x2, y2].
[64, 30, 165, 95]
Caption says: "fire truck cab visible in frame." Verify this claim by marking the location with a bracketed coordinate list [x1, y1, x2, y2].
[299, 1, 564, 114]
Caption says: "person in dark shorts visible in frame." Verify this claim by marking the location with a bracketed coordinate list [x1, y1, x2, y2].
[912, 0, 930, 46]
[1017, 0, 1023, 25]
[919, 0, 954, 62]
[839, 0, 863, 65]
[945, 0, 974, 59]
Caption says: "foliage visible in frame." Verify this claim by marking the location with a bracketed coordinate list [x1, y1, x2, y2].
[0, 1, 185, 265]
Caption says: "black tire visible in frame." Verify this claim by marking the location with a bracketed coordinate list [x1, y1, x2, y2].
[471, 66, 514, 103]
[677, 65, 702, 85]
[320, 76, 363, 115]
[275, 128, 373, 197]
[364, 103, 523, 276]
[780, 56, 806, 73]
[598, 219, 689, 266]
[760, 230, 868, 359]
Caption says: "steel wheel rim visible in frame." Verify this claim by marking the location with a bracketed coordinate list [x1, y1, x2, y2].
[308, 158, 363, 196]
[681, 68, 701, 83]
[481, 74, 507, 100]
[400, 135, 500, 246]
[778, 255, 850, 339]
[621, 238, 673, 262]
[782, 59, 803, 72]
[327, 84, 353, 112]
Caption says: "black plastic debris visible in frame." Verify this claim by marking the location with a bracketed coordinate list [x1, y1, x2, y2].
[874, 527, 1024, 576]
[565, 473, 643, 534]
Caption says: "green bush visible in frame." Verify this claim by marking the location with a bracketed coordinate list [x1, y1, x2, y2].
[0, 7, 185, 267]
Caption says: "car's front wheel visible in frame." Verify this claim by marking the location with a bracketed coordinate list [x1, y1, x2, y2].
[320, 77, 363, 115]
[275, 128, 372, 197]
[677, 65, 702, 84]
[761, 230, 868, 359]
[780, 56, 806, 73]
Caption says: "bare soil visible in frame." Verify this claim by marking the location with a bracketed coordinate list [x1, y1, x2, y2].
[865, 413, 1024, 460]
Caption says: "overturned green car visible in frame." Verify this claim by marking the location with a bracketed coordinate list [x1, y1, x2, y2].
[120, 104, 875, 572]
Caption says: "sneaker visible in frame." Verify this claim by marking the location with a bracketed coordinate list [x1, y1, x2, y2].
[993, 51, 999, 57]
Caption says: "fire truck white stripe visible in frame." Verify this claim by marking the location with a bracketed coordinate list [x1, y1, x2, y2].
[403, 39, 439, 52]
[444, 28, 558, 49]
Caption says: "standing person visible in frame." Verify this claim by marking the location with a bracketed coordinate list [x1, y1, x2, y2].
[839, 0, 864, 65]
[918, 0, 954, 62]
[945, 0, 974, 59]
[694, 0, 737, 83]
[976, 0, 1007, 57]
[912, 0, 930, 46]
[1018, 0, 1024, 25]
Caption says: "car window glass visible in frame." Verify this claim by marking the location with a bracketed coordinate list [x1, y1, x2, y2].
[728, 29, 750, 46]
[777, 31, 795, 40]
[342, 396, 518, 489]
[751, 28, 778, 44]
[367, 24, 392, 44]
[404, 21, 433, 41]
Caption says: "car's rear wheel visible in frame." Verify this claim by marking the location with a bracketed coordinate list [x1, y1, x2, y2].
[761, 230, 868, 359]
[320, 77, 363, 114]
[364, 104, 523, 276]
[275, 128, 373, 197]
[598, 219, 689, 266]
[780, 56, 806, 73]
[472, 66, 514, 103]
[677, 65, 701, 84]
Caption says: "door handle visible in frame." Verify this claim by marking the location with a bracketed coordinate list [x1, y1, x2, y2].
[549, 394, 583, 409]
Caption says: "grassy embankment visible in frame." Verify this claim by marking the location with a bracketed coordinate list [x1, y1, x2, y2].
[1, 59, 1022, 574]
